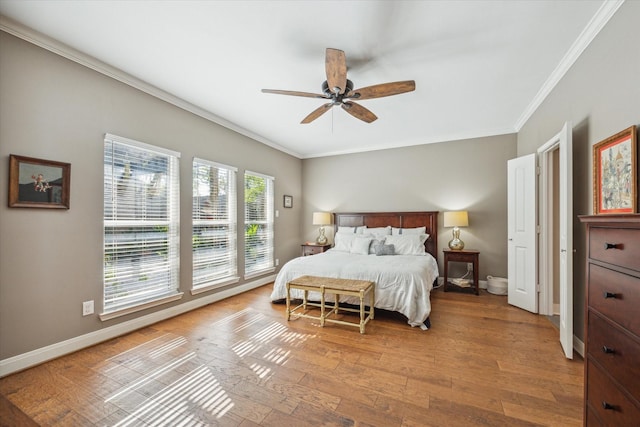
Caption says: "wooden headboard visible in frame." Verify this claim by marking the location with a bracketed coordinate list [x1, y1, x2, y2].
[333, 211, 439, 258]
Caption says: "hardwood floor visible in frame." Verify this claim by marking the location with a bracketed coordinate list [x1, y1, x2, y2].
[0, 284, 583, 426]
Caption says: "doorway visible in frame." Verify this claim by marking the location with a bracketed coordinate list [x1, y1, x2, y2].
[539, 147, 560, 318]
[537, 122, 574, 359]
[508, 122, 573, 359]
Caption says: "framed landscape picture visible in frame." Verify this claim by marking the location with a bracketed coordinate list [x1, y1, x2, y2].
[592, 125, 637, 214]
[8, 154, 71, 209]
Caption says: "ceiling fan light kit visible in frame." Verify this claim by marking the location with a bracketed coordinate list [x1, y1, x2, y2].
[262, 48, 415, 124]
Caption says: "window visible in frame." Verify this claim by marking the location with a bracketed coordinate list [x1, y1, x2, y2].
[244, 171, 275, 278]
[192, 158, 238, 292]
[103, 134, 181, 317]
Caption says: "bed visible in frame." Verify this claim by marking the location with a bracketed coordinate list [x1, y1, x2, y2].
[271, 211, 439, 329]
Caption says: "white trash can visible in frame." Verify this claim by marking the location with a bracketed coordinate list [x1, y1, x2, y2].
[487, 276, 508, 295]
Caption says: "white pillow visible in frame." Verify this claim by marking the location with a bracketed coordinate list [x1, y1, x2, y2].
[337, 226, 366, 234]
[367, 226, 391, 237]
[350, 236, 373, 255]
[384, 234, 428, 255]
[392, 226, 427, 235]
[333, 233, 356, 251]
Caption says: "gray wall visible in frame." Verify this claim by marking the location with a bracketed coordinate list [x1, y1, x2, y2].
[2, 0, 637, 365]
[517, 1, 640, 340]
[302, 134, 517, 279]
[0, 32, 302, 360]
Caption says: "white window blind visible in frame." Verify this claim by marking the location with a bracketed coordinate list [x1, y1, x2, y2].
[103, 134, 180, 314]
[192, 158, 238, 290]
[244, 171, 274, 277]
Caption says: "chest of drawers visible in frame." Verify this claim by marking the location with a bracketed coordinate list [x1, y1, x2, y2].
[579, 215, 640, 426]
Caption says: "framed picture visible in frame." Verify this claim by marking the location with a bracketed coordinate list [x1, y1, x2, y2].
[283, 195, 293, 208]
[593, 125, 637, 214]
[8, 154, 71, 209]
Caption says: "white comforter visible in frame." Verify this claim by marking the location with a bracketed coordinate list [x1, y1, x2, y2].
[271, 250, 439, 328]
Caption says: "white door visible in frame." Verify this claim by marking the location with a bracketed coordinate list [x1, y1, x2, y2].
[507, 153, 537, 313]
[558, 122, 573, 359]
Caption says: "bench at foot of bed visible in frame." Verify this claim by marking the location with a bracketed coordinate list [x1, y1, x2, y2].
[286, 275, 375, 334]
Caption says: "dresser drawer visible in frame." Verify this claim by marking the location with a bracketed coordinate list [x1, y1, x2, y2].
[588, 311, 640, 399]
[589, 264, 640, 336]
[589, 227, 640, 272]
[586, 360, 640, 426]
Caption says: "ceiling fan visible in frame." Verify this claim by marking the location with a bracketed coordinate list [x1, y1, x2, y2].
[262, 48, 415, 124]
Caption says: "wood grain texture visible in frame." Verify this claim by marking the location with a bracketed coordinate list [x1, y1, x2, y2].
[0, 285, 583, 426]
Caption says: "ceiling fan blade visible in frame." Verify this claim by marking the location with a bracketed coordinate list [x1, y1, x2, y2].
[301, 103, 334, 124]
[341, 101, 378, 123]
[347, 80, 415, 100]
[261, 89, 328, 99]
[325, 48, 348, 94]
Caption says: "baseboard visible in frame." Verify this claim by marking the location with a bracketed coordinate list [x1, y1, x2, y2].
[574, 336, 585, 358]
[0, 276, 275, 378]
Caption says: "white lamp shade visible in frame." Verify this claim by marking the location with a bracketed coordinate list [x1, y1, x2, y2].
[312, 212, 331, 225]
[443, 211, 469, 228]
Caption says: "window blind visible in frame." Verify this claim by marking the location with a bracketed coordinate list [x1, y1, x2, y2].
[103, 134, 180, 313]
[192, 158, 238, 289]
[244, 171, 274, 277]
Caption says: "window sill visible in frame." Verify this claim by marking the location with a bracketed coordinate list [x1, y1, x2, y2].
[244, 267, 276, 281]
[191, 277, 240, 295]
[99, 292, 184, 321]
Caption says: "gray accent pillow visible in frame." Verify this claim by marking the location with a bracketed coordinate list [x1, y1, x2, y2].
[369, 238, 384, 254]
[375, 243, 395, 256]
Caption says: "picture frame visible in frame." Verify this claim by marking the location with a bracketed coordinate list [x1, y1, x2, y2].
[8, 154, 71, 209]
[283, 195, 293, 208]
[592, 125, 637, 214]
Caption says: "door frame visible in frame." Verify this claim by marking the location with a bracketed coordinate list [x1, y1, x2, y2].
[537, 139, 558, 316]
[537, 122, 574, 358]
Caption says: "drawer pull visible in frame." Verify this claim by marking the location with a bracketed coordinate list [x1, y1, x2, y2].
[603, 292, 618, 299]
[602, 401, 615, 410]
[604, 242, 620, 250]
[602, 346, 616, 354]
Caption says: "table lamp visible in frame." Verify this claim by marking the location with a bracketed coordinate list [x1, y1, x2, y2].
[444, 211, 469, 250]
[312, 212, 331, 245]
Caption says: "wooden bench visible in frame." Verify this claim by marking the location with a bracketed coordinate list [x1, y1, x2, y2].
[286, 275, 375, 334]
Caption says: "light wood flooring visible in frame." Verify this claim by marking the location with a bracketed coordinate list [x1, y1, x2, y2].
[0, 284, 584, 426]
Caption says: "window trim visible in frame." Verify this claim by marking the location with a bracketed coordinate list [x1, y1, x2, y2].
[243, 170, 275, 278]
[99, 292, 184, 321]
[102, 133, 181, 319]
[191, 157, 239, 293]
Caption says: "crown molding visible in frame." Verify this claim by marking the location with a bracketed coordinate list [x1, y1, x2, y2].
[514, 0, 625, 131]
[0, 15, 302, 159]
[303, 126, 517, 159]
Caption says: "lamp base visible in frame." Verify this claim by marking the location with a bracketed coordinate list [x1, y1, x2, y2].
[316, 227, 328, 245]
[448, 238, 465, 250]
[448, 227, 465, 250]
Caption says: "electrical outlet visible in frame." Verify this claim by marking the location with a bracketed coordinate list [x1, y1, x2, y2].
[467, 263, 473, 270]
[82, 300, 94, 316]
[275, 258, 279, 266]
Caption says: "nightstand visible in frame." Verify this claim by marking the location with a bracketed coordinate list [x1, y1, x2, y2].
[301, 243, 331, 256]
[443, 249, 480, 295]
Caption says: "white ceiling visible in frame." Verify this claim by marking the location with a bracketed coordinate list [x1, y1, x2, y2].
[0, 1, 619, 158]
